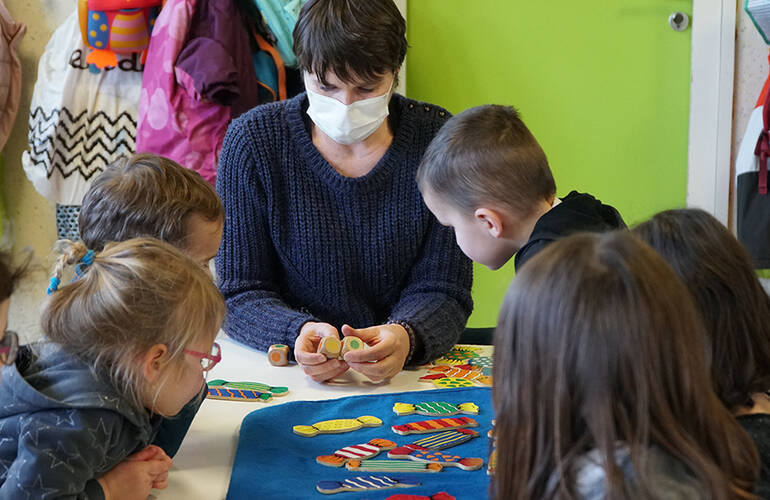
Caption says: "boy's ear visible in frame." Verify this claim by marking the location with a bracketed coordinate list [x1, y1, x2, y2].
[142, 344, 169, 383]
[474, 208, 504, 238]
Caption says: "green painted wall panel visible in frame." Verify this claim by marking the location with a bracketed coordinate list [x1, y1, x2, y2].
[407, 1, 693, 327]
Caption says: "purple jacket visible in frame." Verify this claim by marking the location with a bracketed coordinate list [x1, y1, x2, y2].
[136, 0, 258, 184]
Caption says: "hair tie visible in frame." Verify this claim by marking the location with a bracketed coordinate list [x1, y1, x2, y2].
[46, 276, 60, 295]
[73, 249, 95, 280]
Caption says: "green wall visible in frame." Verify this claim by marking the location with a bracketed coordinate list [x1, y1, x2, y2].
[407, 1, 693, 326]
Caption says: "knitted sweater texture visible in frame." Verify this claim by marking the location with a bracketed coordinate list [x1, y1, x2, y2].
[215, 93, 473, 365]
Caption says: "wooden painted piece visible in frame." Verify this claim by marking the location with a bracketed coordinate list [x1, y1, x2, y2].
[207, 379, 288, 396]
[345, 459, 443, 473]
[432, 346, 482, 365]
[206, 386, 272, 402]
[409, 429, 479, 450]
[316, 438, 397, 467]
[392, 402, 478, 417]
[294, 415, 382, 437]
[467, 356, 493, 369]
[431, 377, 475, 389]
[388, 445, 483, 471]
[421, 365, 492, 386]
[341, 336, 365, 356]
[384, 493, 456, 500]
[391, 417, 478, 436]
[316, 475, 420, 495]
[318, 336, 342, 359]
[268, 344, 290, 366]
[487, 448, 497, 476]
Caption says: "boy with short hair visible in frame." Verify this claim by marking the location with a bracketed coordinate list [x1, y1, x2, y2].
[77, 153, 224, 458]
[417, 105, 625, 270]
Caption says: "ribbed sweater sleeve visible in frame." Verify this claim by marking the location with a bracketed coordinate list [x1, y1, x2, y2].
[216, 94, 473, 359]
[215, 117, 316, 351]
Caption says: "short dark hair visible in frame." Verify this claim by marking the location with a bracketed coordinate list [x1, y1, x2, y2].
[633, 208, 770, 410]
[417, 105, 555, 216]
[293, 0, 407, 86]
[79, 154, 223, 251]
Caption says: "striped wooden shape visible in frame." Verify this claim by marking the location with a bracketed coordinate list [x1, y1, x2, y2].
[316, 475, 420, 494]
[206, 386, 272, 402]
[410, 429, 479, 450]
[207, 379, 289, 396]
[388, 445, 484, 471]
[345, 459, 442, 473]
[392, 417, 478, 436]
[316, 438, 396, 467]
[392, 401, 478, 417]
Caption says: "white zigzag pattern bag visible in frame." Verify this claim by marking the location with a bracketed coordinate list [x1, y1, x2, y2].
[22, 11, 143, 208]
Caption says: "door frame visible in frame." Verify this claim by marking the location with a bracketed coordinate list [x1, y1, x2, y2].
[687, 0, 736, 225]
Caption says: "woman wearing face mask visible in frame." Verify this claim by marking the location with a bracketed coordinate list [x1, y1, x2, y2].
[216, 0, 473, 383]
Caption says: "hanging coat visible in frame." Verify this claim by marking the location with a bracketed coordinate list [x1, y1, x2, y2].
[0, 0, 25, 151]
[135, 0, 259, 185]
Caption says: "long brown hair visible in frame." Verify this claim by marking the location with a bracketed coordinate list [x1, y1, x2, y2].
[633, 208, 770, 410]
[493, 232, 758, 499]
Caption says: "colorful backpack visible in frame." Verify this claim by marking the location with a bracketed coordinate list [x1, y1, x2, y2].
[78, 0, 165, 71]
[252, 0, 308, 67]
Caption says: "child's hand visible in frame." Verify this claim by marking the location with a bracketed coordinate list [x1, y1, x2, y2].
[294, 322, 349, 382]
[97, 445, 173, 499]
[341, 323, 410, 382]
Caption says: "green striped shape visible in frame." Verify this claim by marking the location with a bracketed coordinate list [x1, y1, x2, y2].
[414, 402, 458, 415]
[347, 460, 435, 472]
[207, 379, 289, 395]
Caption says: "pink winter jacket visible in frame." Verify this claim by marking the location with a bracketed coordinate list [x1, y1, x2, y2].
[0, 0, 25, 151]
[136, 0, 258, 185]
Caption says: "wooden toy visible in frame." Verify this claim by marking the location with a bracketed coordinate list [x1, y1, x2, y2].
[420, 365, 492, 386]
[432, 346, 482, 365]
[206, 386, 272, 402]
[392, 401, 478, 417]
[409, 429, 479, 450]
[318, 336, 342, 359]
[345, 459, 443, 473]
[467, 355, 493, 369]
[268, 344, 290, 366]
[316, 438, 396, 467]
[391, 417, 478, 436]
[487, 448, 497, 475]
[430, 377, 476, 389]
[207, 379, 288, 396]
[383, 493, 456, 500]
[388, 445, 484, 471]
[293, 415, 382, 437]
[341, 336, 365, 356]
[316, 475, 420, 495]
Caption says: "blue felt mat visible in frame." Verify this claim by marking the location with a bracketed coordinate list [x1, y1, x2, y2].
[227, 386, 493, 500]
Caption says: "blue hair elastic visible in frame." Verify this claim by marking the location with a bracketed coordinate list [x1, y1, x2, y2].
[73, 249, 95, 280]
[46, 276, 60, 295]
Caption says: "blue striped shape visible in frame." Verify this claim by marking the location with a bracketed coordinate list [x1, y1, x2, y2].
[412, 430, 476, 450]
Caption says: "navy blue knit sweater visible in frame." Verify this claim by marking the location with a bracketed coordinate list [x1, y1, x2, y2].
[215, 93, 473, 365]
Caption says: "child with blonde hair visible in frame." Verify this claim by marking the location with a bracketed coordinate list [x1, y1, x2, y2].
[0, 238, 225, 499]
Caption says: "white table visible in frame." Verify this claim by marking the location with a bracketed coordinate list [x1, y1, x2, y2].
[153, 336, 492, 500]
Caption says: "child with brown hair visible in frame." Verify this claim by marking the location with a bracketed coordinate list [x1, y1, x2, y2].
[493, 231, 758, 499]
[0, 251, 26, 374]
[79, 153, 223, 267]
[634, 208, 770, 498]
[417, 104, 625, 271]
[0, 238, 225, 499]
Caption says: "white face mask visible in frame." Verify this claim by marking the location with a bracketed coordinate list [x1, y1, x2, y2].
[306, 80, 393, 145]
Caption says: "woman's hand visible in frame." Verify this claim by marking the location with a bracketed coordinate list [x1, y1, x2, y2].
[97, 445, 173, 500]
[294, 322, 349, 382]
[341, 323, 410, 382]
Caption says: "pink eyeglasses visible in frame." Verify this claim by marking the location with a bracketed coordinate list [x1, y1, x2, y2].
[184, 342, 221, 372]
[0, 330, 18, 366]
